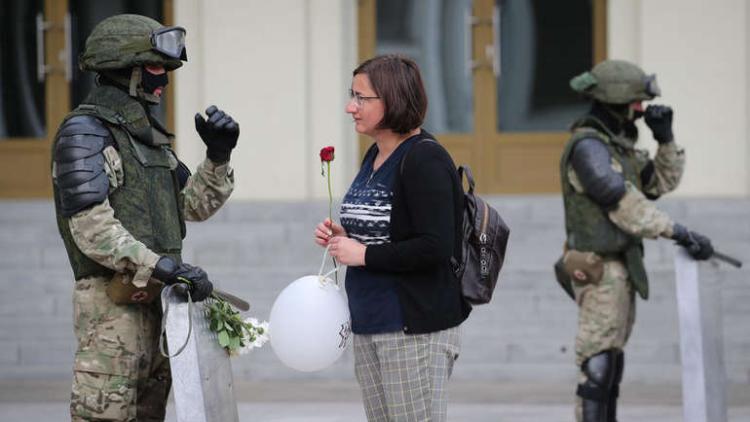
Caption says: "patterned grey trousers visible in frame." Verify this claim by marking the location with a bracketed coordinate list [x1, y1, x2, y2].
[353, 325, 461, 422]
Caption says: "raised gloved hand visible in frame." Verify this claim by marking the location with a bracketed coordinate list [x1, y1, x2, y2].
[644, 104, 674, 144]
[194, 105, 240, 163]
[671, 224, 714, 260]
[152, 256, 213, 301]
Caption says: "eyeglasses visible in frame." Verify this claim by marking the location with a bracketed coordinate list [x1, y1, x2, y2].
[349, 89, 380, 108]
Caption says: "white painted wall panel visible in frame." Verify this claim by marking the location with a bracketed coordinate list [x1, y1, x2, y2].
[175, 0, 749, 198]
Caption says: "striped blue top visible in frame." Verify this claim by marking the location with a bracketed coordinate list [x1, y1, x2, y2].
[340, 136, 418, 334]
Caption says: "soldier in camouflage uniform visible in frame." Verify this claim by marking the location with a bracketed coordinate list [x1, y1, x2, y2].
[559, 60, 714, 422]
[51, 14, 240, 421]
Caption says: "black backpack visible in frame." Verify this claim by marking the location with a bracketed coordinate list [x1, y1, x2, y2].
[401, 140, 510, 305]
[452, 165, 510, 304]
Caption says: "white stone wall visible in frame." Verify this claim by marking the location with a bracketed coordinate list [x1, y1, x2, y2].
[174, 0, 358, 200]
[609, 0, 749, 197]
[174, 0, 749, 199]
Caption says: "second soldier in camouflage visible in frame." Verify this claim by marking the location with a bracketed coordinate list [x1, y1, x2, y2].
[558, 59, 714, 422]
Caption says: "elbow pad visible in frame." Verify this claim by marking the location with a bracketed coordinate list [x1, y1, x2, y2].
[570, 138, 626, 208]
[639, 161, 660, 200]
[53, 116, 114, 217]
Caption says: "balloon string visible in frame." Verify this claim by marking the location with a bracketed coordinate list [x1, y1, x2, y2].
[322, 267, 338, 280]
[318, 245, 331, 278]
[318, 245, 340, 286]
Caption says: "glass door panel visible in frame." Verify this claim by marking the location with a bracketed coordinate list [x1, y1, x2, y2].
[361, 0, 607, 192]
[0, 0, 47, 139]
[496, 0, 592, 132]
[0, 0, 69, 198]
[376, 0, 474, 134]
[0, 0, 172, 198]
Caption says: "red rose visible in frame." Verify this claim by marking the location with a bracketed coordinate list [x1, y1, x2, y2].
[320, 146, 335, 162]
[319, 144, 339, 282]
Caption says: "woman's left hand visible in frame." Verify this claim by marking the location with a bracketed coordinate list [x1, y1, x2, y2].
[328, 236, 366, 266]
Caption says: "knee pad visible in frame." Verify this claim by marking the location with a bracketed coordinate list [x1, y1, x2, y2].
[576, 349, 619, 402]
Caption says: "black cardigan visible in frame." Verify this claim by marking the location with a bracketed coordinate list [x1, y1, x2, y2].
[364, 130, 471, 334]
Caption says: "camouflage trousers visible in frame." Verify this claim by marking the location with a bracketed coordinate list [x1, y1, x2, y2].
[572, 258, 636, 422]
[70, 276, 171, 422]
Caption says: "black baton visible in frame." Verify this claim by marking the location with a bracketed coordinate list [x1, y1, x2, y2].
[713, 251, 743, 268]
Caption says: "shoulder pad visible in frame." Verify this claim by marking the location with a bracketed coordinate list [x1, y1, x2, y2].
[573, 135, 607, 150]
[570, 137, 626, 208]
[55, 116, 115, 162]
[54, 116, 114, 217]
[572, 127, 610, 144]
[58, 115, 112, 138]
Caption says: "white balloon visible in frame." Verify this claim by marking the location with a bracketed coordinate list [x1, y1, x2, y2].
[269, 275, 351, 372]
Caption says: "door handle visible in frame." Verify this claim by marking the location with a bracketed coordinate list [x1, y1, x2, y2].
[35, 13, 49, 82]
[464, 7, 476, 76]
[63, 13, 72, 82]
[465, 4, 501, 78]
[491, 2, 500, 78]
[35, 12, 72, 82]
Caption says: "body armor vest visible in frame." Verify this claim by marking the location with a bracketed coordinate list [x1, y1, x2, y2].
[560, 117, 650, 299]
[53, 84, 185, 280]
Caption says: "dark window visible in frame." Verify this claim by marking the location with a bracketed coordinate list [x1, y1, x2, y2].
[497, 0, 593, 132]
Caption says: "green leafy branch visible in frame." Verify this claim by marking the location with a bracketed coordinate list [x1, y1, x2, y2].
[207, 298, 268, 355]
[175, 277, 268, 355]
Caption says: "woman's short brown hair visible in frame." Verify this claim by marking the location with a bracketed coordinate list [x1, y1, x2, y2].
[353, 55, 428, 135]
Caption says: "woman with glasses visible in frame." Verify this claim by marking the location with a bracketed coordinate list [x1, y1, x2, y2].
[314, 54, 471, 422]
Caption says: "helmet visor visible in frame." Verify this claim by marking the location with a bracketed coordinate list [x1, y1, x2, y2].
[644, 74, 660, 97]
[152, 27, 187, 61]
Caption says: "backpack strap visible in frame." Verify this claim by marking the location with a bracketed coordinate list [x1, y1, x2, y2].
[457, 165, 475, 195]
[399, 138, 437, 175]
[452, 165, 477, 276]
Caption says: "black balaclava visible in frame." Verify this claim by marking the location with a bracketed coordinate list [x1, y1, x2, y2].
[98, 66, 167, 105]
[141, 69, 168, 96]
[590, 101, 640, 140]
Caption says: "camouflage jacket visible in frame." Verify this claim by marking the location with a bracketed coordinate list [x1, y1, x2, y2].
[561, 117, 685, 299]
[69, 157, 234, 287]
[564, 121, 684, 241]
[54, 86, 234, 287]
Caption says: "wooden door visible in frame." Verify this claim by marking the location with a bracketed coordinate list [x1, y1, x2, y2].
[358, 0, 607, 193]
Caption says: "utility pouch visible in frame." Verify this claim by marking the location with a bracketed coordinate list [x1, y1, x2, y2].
[563, 249, 604, 285]
[106, 273, 163, 305]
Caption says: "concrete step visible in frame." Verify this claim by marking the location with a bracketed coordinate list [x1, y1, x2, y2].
[0, 198, 748, 385]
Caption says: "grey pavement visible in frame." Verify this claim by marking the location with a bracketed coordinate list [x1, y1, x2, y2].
[1, 380, 749, 421]
[3, 402, 750, 422]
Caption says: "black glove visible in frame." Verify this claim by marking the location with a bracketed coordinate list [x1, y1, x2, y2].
[152, 256, 213, 301]
[194, 105, 240, 164]
[644, 104, 674, 144]
[672, 223, 714, 260]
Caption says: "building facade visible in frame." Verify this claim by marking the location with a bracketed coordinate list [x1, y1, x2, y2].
[1, 0, 749, 198]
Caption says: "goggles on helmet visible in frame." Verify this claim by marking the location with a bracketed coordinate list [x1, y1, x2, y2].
[644, 74, 660, 97]
[151, 26, 187, 60]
